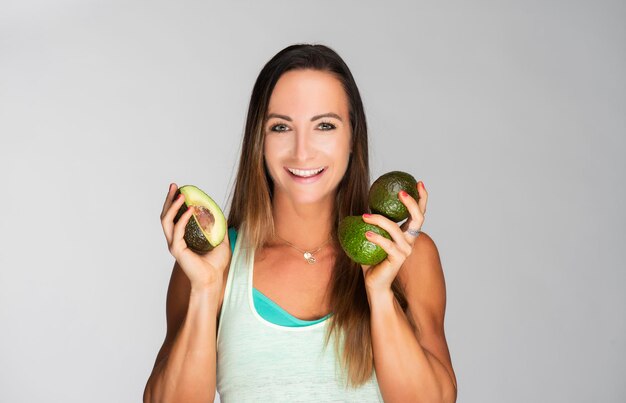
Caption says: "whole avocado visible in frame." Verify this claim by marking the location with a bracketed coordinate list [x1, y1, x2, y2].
[368, 171, 419, 222]
[338, 216, 392, 266]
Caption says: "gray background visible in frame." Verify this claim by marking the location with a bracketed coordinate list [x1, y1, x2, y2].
[1, 0, 624, 402]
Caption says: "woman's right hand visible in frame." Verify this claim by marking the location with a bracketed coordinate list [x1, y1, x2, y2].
[160, 183, 231, 292]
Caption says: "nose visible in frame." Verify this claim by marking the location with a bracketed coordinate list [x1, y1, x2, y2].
[293, 128, 314, 162]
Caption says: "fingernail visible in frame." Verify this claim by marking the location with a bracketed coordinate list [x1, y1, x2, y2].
[400, 190, 408, 197]
[178, 193, 184, 200]
[363, 213, 372, 218]
[421, 182, 426, 190]
[365, 231, 374, 237]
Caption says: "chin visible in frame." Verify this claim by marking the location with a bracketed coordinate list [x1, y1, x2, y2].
[275, 182, 336, 207]
[289, 189, 333, 206]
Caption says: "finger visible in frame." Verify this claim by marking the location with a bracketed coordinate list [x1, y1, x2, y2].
[364, 230, 406, 264]
[204, 230, 232, 267]
[160, 183, 178, 218]
[362, 214, 412, 257]
[171, 205, 195, 254]
[417, 181, 428, 216]
[398, 189, 425, 233]
[161, 191, 186, 245]
[399, 189, 423, 220]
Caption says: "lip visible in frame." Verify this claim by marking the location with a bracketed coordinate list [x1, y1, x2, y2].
[284, 166, 327, 184]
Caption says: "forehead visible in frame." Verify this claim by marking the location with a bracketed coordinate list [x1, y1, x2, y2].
[267, 69, 349, 117]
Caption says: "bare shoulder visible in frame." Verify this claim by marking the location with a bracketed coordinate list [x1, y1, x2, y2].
[397, 231, 457, 389]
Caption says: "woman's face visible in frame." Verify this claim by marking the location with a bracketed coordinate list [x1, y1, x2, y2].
[263, 69, 352, 206]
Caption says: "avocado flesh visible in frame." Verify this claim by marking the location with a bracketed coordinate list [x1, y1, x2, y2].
[338, 216, 391, 266]
[369, 171, 419, 222]
[173, 185, 227, 253]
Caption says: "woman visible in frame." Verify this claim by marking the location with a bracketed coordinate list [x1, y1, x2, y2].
[144, 44, 457, 402]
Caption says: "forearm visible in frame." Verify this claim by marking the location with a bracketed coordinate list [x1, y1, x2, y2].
[145, 289, 220, 403]
[368, 289, 455, 403]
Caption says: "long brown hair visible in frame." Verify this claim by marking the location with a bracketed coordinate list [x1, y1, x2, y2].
[227, 43, 410, 387]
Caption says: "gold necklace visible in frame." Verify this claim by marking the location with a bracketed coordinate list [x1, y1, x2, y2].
[276, 234, 332, 264]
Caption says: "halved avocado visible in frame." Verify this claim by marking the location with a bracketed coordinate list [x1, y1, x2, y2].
[173, 185, 227, 253]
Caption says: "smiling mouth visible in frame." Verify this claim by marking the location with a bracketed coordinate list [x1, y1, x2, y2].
[286, 167, 326, 178]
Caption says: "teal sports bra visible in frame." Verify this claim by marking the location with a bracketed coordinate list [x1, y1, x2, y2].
[228, 228, 331, 327]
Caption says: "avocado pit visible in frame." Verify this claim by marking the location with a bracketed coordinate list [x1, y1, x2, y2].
[193, 205, 215, 234]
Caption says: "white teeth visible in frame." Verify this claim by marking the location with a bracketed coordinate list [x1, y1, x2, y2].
[287, 167, 324, 177]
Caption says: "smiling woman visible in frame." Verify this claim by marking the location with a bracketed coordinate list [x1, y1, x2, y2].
[263, 69, 352, 206]
[144, 43, 456, 403]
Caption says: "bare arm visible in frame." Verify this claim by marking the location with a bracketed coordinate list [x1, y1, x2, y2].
[361, 182, 456, 402]
[368, 232, 457, 403]
[144, 184, 231, 403]
[143, 262, 225, 403]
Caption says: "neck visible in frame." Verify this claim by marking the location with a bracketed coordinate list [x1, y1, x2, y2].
[271, 191, 334, 251]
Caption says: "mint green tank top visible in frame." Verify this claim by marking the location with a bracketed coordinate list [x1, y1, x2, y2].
[216, 227, 383, 402]
[228, 228, 331, 328]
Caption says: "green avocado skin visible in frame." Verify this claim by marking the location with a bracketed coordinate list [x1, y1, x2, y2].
[174, 203, 214, 253]
[369, 171, 419, 222]
[338, 216, 392, 266]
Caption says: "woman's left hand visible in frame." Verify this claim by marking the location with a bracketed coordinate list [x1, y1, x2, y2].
[361, 181, 428, 294]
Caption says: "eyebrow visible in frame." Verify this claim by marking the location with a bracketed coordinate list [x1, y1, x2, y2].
[265, 112, 343, 122]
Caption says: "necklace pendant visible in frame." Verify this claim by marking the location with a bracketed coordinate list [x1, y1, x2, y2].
[303, 252, 316, 264]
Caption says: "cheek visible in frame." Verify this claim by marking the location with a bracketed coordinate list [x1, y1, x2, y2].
[263, 137, 281, 165]
[329, 135, 352, 170]
[335, 152, 351, 181]
[263, 140, 280, 181]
